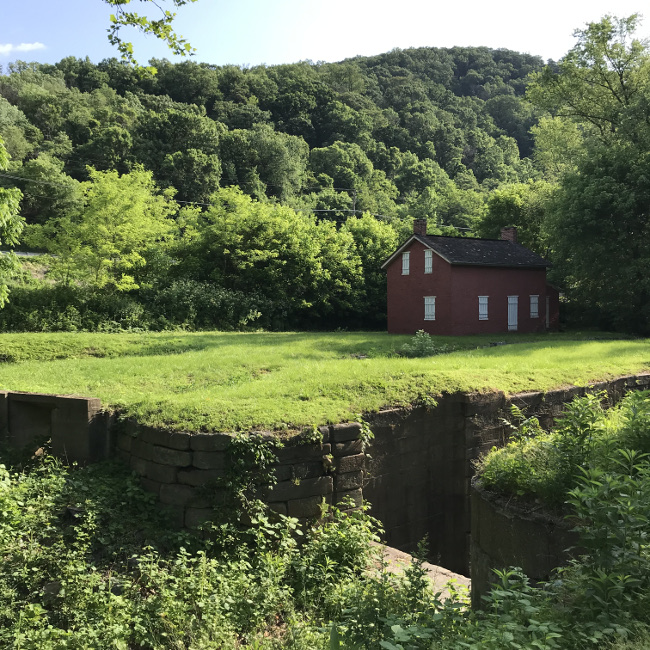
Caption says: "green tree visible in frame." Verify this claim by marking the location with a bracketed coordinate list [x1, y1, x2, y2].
[175, 187, 362, 325]
[104, 0, 197, 68]
[26, 167, 176, 290]
[477, 180, 555, 254]
[0, 137, 24, 305]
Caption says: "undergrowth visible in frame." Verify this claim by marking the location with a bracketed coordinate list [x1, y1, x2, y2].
[4, 404, 650, 649]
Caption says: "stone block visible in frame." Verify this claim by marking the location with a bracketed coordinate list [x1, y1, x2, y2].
[268, 502, 288, 516]
[190, 432, 232, 452]
[461, 391, 505, 417]
[288, 494, 330, 518]
[145, 461, 178, 484]
[334, 488, 362, 509]
[131, 438, 154, 461]
[193, 450, 226, 470]
[334, 470, 363, 492]
[276, 443, 331, 464]
[152, 445, 192, 467]
[116, 434, 132, 452]
[140, 477, 161, 497]
[129, 455, 147, 476]
[329, 422, 362, 442]
[332, 440, 363, 457]
[160, 483, 196, 507]
[274, 464, 293, 482]
[291, 461, 325, 481]
[334, 453, 364, 474]
[177, 468, 224, 487]
[185, 507, 214, 528]
[267, 475, 333, 501]
[162, 504, 185, 529]
[115, 449, 130, 464]
[142, 427, 191, 450]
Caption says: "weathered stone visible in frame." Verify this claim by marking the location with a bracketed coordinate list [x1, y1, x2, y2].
[193, 450, 226, 470]
[288, 494, 330, 518]
[185, 507, 214, 528]
[335, 453, 365, 474]
[334, 488, 363, 509]
[329, 422, 362, 442]
[267, 475, 333, 501]
[160, 483, 196, 506]
[334, 470, 363, 492]
[276, 443, 331, 464]
[274, 464, 293, 482]
[140, 477, 161, 497]
[291, 461, 325, 481]
[162, 504, 185, 529]
[177, 468, 224, 487]
[116, 434, 132, 452]
[115, 449, 130, 464]
[131, 438, 154, 460]
[152, 445, 192, 467]
[129, 455, 147, 476]
[267, 502, 288, 516]
[190, 432, 232, 452]
[142, 427, 191, 450]
[332, 440, 363, 457]
[145, 461, 178, 484]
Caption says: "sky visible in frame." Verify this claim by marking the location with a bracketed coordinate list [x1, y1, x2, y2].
[1, 0, 649, 69]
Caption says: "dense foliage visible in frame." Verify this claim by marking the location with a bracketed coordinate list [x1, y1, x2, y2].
[2, 14, 650, 334]
[4, 403, 650, 648]
[0, 45, 544, 330]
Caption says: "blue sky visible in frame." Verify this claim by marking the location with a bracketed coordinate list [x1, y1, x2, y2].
[2, 0, 649, 69]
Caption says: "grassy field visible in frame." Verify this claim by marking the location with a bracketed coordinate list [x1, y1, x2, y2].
[0, 330, 648, 432]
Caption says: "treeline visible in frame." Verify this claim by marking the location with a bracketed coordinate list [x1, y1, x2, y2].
[1, 18, 650, 335]
[0, 46, 546, 330]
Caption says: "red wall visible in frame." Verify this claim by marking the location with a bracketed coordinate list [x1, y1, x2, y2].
[386, 241, 557, 335]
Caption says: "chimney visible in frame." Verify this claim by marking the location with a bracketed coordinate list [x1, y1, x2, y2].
[500, 226, 517, 243]
[413, 218, 427, 236]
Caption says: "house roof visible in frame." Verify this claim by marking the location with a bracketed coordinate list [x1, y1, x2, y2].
[381, 234, 551, 270]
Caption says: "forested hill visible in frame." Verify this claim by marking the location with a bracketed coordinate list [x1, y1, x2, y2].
[0, 46, 545, 229]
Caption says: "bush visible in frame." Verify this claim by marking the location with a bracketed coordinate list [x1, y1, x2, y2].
[400, 330, 450, 357]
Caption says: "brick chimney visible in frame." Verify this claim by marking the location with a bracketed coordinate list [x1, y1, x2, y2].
[413, 218, 427, 236]
[500, 226, 517, 243]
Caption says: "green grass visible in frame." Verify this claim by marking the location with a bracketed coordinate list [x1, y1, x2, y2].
[0, 331, 648, 432]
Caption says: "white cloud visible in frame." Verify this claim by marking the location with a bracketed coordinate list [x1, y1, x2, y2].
[0, 42, 46, 57]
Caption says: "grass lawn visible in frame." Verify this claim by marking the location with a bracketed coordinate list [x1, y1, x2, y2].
[0, 330, 648, 432]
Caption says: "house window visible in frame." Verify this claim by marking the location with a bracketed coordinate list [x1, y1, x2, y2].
[424, 249, 432, 274]
[402, 251, 410, 275]
[424, 296, 436, 320]
[478, 296, 488, 320]
[530, 295, 539, 318]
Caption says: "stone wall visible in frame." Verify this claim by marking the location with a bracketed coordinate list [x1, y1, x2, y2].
[2, 373, 648, 580]
[114, 421, 366, 529]
[364, 373, 650, 576]
[470, 484, 579, 607]
[0, 390, 113, 463]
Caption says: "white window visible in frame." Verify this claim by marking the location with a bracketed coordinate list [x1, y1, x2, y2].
[478, 296, 488, 320]
[530, 295, 539, 318]
[402, 251, 410, 275]
[424, 296, 436, 320]
[424, 249, 433, 274]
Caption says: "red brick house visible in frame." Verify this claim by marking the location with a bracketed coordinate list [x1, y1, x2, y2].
[381, 220, 559, 335]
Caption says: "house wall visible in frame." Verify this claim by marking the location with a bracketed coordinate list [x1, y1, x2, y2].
[386, 240, 453, 334]
[449, 266, 549, 335]
[386, 240, 553, 336]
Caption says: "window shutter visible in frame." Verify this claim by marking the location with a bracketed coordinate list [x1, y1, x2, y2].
[424, 249, 432, 274]
[424, 296, 436, 320]
[478, 296, 488, 320]
[402, 252, 410, 275]
[530, 295, 539, 318]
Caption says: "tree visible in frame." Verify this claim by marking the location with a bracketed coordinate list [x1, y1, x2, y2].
[477, 181, 555, 254]
[26, 167, 176, 290]
[104, 0, 197, 68]
[528, 15, 650, 334]
[0, 137, 24, 305]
